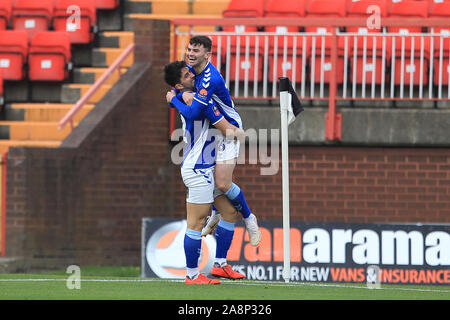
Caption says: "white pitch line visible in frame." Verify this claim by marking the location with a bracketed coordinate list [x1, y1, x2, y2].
[220, 280, 450, 293]
[0, 278, 183, 283]
[0, 278, 449, 294]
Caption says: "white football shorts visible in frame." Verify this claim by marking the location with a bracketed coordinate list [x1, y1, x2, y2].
[216, 135, 240, 163]
[181, 166, 221, 204]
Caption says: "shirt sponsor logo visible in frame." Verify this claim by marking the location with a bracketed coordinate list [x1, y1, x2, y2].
[198, 88, 208, 100]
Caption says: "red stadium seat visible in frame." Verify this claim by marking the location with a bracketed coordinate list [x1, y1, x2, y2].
[387, 0, 430, 85]
[305, 0, 346, 83]
[306, 0, 347, 24]
[264, 0, 308, 81]
[228, 54, 263, 81]
[429, 0, 450, 56]
[433, 57, 450, 86]
[53, 0, 96, 44]
[264, 0, 306, 18]
[305, 0, 347, 52]
[393, 58, 429, 86]
[264, 0, 306, 49]
[220, 0, 264, 53]
[344, 0, 389, 56]
[220, 0, 268, 81]
[344, 0, 391, 84]
[388, 0, 429, 34]
[225, 35, 264, 81]
[307, 0, 346, 16]
[11, 0, 54, 42]
[215, 0, 265, 55]
[95, 0, 120, 10]
[429, 0, 450, 85]
[210, 25, 262, 68]
[0, 30, 28, 80]
[349, 56, 389, 84]
[221, 24, 260, 52]
[28, 31, 71, 81]
[310, 55, 345, 83]
[268, 51, 309, 83]
[0, 0, 12, 30]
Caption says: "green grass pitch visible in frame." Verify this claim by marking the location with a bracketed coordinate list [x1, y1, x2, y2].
[0, 266, 448, 300]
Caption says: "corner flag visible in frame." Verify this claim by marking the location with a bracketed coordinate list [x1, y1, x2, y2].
[278, 77, 303, 283]
[279, 77, 303, 125]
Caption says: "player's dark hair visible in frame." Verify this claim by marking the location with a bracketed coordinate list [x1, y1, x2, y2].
[164, 60, 187, 87]
[189, 35, 212, 52]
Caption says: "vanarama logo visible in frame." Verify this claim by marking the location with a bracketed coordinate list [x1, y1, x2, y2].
[142, 219, 449, 284]
[145, 220, 216, 278]
[224, 223, 449, 284]
[226, 226, 449, 267]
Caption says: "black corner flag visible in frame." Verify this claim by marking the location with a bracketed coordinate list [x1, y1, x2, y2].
[279, 77, 303, 125]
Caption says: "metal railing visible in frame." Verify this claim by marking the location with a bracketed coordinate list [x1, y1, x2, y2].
[58, 43, 135, 131]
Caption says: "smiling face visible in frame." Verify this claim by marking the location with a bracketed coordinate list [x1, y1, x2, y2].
[175, 66, 195, 91]
[186, 42, 211, 72]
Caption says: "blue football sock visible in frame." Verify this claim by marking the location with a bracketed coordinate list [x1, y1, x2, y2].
[184, 229, 202, 269]
[215, 219, 235, 260]
[224, 183, 252, 219]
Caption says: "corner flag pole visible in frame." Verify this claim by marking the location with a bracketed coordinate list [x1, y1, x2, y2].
[279, 77, 291, 283]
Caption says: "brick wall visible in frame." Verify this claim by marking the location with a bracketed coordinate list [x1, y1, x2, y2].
[248, 147, 449, 223]
[174, 146, 450, 224]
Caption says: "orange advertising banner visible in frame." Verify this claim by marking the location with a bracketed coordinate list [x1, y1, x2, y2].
[142, 218, 450, 285]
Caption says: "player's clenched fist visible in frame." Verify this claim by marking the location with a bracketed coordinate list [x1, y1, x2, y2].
[166, 90, 176, 103]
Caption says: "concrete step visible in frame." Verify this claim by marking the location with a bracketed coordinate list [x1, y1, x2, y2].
[0, 121, 74, 141]
[98, 31, 135, 48]
[97, 2, 124, 31]
[5, 103, 94, 122]
[124, 0, 151, 14]
[3, 81, 64, 103]
[92, 48, 134, 68]
[73, 67, 128, 85]
[0, 140, 61, 153]
[71, 43, 94, 67]
[61, 83, 112, 103]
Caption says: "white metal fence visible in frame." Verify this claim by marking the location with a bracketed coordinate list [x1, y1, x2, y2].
[174, 26, 450, 103]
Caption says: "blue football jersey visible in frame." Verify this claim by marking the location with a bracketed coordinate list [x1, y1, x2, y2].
[188, 62, 243, 129]
[170, 94, 223, 169]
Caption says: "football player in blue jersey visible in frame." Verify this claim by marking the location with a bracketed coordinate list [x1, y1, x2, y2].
[164, 60, 246, 284]
[180, 35, 261, 247]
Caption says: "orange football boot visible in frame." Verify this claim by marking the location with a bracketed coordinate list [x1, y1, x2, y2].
[211, 264, 245, 280]
[185, 273, 221, 285]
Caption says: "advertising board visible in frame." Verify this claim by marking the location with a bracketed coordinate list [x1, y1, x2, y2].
[142, 218, 449, 285]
